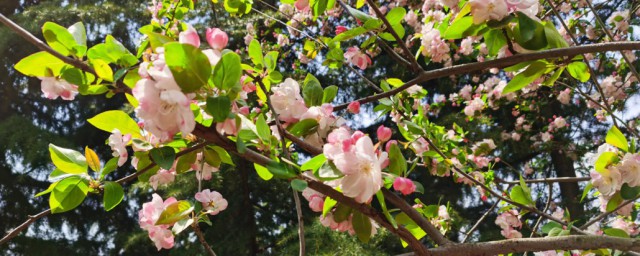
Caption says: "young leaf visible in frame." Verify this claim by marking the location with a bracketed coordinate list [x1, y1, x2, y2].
[100, 157, 119, 180]
[103, 181, 124, 211]
[266, 161, 297, 179]
[164, 42, 212, 93]
[301, 154, 326, 172]
[85, 146, 100, 172]
[385, 7, 406, 25]
[604, 228, 630, 238]
[606, 126, 629, 152]
[567, 62, 590, 83]
[212, 51, 242, 91]
[155, 200, 194, 225]
[510, 185, 534, 206]
[503, 60, 548, 94]
[150, 147, 176, 170]
[42, 22, 78, 57]
[388, 143, 407, 176]
[254, 163, 274, 180]
[248, 39, 263, 66]
[255, 114, 271, 142]
[87, 110, 142, 138]
[303, 74, 324, 106]
[14, 51, 66, 77]
[322, 85, 339, 103]
[172, 218, 194, 234]
[322, 196, 337, 217]
[375, 191, 397, 229]
[49, 176, 89, 214]
[49, 144, 88, 175]
[287, 119, 319, 137]
[620, 183, 640, 200]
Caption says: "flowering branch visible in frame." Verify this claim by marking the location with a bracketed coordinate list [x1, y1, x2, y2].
[334, 41, 640, 111]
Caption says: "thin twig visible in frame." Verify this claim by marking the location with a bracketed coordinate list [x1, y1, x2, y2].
[495, 176, 590, 185]
[462, 199, 500, 243]
[530, 183, 554, 237]
[193, 223, 217, 256]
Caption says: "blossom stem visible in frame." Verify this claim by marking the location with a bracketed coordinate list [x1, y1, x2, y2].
[192, 223, 217, 256]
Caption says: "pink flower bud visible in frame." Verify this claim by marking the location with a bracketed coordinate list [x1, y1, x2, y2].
[385, 140, 398, 152]
[377, 125, 392, 142]
[239, 106, 250, 116]
[393, 177, 416, 195]
[347, 101, 360, 114]
[206, 28, 229, 50]
[179, 25, 201, 47]
[335, 26, 347, 34]
[351, 131, 365, 141]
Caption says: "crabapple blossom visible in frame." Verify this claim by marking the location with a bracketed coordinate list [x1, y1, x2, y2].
[393, 177, 416, 195]
[302, 188, 325, 212]
[191, 152, 219, 181]
[617, 153, 640, 187]
[344, 47, 372, 70]
[206, 28, 228, 50]
[138, 194, 178, 250]
[269, 78, 308, 123]
[195, 189, 228, 215]
[108, 129, 132, 166]
[149, 169, 176, 190]
[38, 77, 79, 100]
[557, 88, 571, 105]
[347, 101, 360, 114]
[178, 24, 200, 47]
[377, 125, 392, 142]
[469, 0, 508, 24]
[495, 210, 522, 239]
[590, 168, 622, 197]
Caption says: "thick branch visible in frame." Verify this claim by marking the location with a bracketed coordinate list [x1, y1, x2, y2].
[424, 235, 640, 256]
[334, 42, 640, 111]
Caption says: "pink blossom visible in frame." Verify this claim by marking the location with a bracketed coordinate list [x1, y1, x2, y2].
[495, 210, 522, 230]
[612, 218, 639, 236]
[344, 47, 372, 70]
[216, 118, 238, 136]
[149, 169, 176, 190]
[133, 56, 195, 141]
[202, 49, 222, 66]
[191, 152, 219, 181]
[501, 228, 523, 239]
[377, 125, 392, 142]
[460, 37, 474, 55]
[335, 26, 347, 34]
[108, 129, 132, 166]
[195, 189, 228, 215]
[294, 0, 310, 11]
[590, 168, 622, 197]
[618, 153, 640, 187]
[557, 89, 571, 105]
[269, 78, 309, 123]
[420, 22, 450, 63]
[206, 28, 228, 50]
[393, 177, 416, 195]
[138, 194, 177, 250]
[179, 24, 200, 47]
[276, 34, 290, 47]
[469, 0, 508, 24]
[39, 77, 78, 100]
[302, 188, 325, 212]
[347, 101, 360, 114]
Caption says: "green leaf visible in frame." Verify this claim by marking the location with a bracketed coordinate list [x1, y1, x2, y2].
[266, 160, 297, 179]
[541, 221, 563, 234]
[90, 59, 113, 82]
[375, 191, 397, 229]
[595, 152, 618, 173]
[176, 151, 198, 174]
[35, 181, 59, 197]
[606, 126, 629, 152]
[87, 110, 142, 138]
[388, 143, 407, 176]
[85, 147, 100, 172]
[287, 119, 319, 137]
[604, 228, 630, 238]
[395, 212, 426, 247]
[49, 144, 88, 175]
[50, 176, 89, 213]
[255, 114, 271, 142]
[543, 21, 569, 49]
[264, 51, 279, 72]
[291, 179, 308, 191]
[15, 51, 67, 77]
[212, 51, 242, 91]
[164, 42, 212, 93]
[212, 146, 235, 166]
[620, 183, 640, 200]
[503, 60, 548, 94]
[150, 147, 176, 170]
[172, 218, 194, 234]
[513, 12, 547, 50]
[484, 29, 507, 56]
[352, 211, 372, 243]
[67, 22, 87, 47]
[206, 96, 232, 122]
[301, 154, 326, 172]
[333, 203, 352, 222]
[510, 185, 534, 206]
[103, 181, 124, 211]
[141, 31, 174, 51]
[344, 5, 376, 24]
[254, 163, 274, 180]
[100, 157, 119, 180]
[322, 85, 339, 103]
[606, 193, 623, 212]
[443, 16, 474, 39]
[248, 39, 263, 66]
[42, 22, 78, 57]
[155, 200, 194, 225]
[567, 62, 590, 83]
[316, 162, 344, 181]
[322, 195, 337, 217]
[303, 74, 324, 106]
[312, 0, 329, 19]
[385, 7, 406, 25]
[581, 182, 592, 202]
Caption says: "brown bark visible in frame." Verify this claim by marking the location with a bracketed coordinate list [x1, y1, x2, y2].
[550, 150, 585, 219]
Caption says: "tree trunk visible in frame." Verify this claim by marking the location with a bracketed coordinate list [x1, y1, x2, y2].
[550, 150, 584, 220]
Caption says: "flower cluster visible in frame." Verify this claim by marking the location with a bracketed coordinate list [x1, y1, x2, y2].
[138, 194, 178, 250]
[495, 210, 522, 239]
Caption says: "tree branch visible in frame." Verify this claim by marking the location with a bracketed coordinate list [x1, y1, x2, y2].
[193, 222, 217, 256]
[334, 42, 640, 111]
